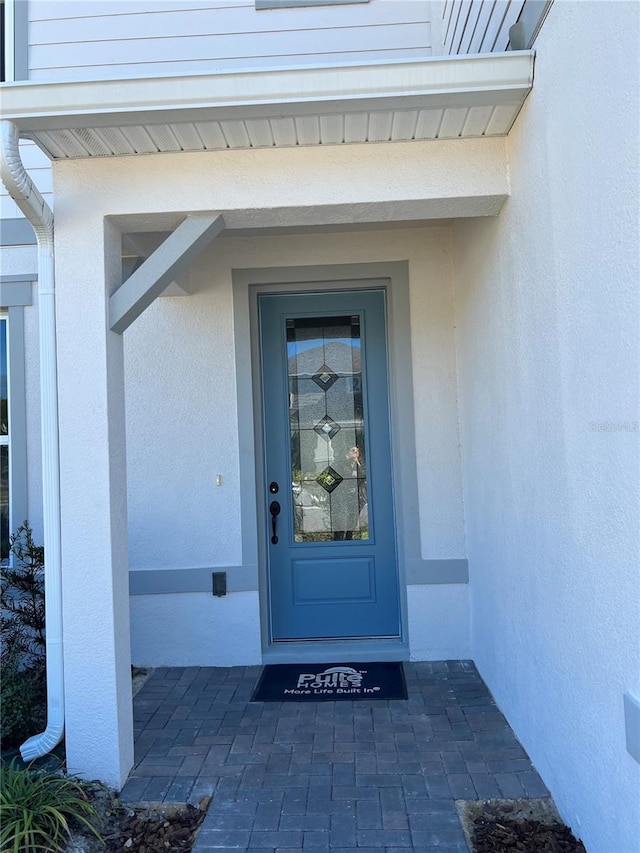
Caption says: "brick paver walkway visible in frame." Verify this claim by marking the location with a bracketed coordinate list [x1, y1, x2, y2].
[120, 661, 549, 851]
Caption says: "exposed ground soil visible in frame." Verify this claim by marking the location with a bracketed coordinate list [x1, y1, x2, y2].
[72, 791, 590, 852]
[67, 788, 208, 853]
[472, 814, 586, 852]
[67, 670, 209, 853]
[101, 803, 206, 853]
[458, 799, 586, 853]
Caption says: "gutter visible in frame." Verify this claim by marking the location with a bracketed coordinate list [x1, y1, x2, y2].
[0, 120, 64, 760]
[0, 52, 535, 133]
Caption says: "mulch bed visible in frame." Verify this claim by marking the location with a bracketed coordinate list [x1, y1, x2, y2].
[471, 810, 586, 852]
[102, 803, 206, 853]
[67, 787, 209, 853]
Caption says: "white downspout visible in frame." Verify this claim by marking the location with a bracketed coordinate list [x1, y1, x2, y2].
[0, 120, 64, 759]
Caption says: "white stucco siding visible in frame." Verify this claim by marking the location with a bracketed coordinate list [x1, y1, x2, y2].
[55, 216, 133, 786]
[123, 227, 467, 663]
[28, 0, 433, 82]
[123, 226, 467, 582]
[130, 591, 262, 667]
[117, 222, 470, 665]
[51, 136, 508, 226]
[452, 3, 639, 851]
[408, 226, 466, 560]
[124, 275, 242, 571]
[50, 136, 509, 668]
[408, 584, 470, 660]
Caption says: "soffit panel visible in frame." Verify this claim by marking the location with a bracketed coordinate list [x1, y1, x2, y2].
[28, 104, 524, 160]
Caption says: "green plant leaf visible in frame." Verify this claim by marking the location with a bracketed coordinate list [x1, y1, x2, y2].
[0, 761, 103, 852]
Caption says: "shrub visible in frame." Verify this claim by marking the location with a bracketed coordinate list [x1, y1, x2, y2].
[1, 523, 47, 750]
[0, 650, 46, 751]
[0, 761, 102, 853]
[1, 523, 46, 665]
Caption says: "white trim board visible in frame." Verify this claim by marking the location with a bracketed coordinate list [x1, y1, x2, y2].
[2, 0, 29, 82]
[3, 53, 535, 129]
[2, 51, 533, 163]
[0, 277, 32, 546]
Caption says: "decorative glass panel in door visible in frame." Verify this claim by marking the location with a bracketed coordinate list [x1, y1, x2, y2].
[259, 289, 399, 641]
[288, 314, 368, 543]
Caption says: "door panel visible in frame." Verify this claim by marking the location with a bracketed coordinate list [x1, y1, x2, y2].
[292, 557, 375, 604]
[259, 289, 399, 640]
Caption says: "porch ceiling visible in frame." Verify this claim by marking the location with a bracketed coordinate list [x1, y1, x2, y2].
[1, 52, 534, 161]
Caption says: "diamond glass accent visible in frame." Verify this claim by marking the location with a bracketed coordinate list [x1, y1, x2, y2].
[314, 415, 341, 441]
[312, 364, 339, 391]
[287, 314, 369, 542]
[316, 466, 344, 493]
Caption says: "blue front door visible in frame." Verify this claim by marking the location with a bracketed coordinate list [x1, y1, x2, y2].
[259, 289, 400, 640]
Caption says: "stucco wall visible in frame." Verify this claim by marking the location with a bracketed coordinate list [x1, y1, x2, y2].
[130, 592, 262, 667]
[48, 134, 506, 676]
[125, 226, 468, 664]
[452, 3, 640, 851]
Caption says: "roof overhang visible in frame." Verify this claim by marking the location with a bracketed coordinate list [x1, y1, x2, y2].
[0, 52, 534, 160]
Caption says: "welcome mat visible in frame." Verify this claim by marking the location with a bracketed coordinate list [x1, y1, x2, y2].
[251, 662, 407, 702]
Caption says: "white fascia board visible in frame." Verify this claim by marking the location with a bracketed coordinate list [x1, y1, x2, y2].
[1, 53, 534, 134]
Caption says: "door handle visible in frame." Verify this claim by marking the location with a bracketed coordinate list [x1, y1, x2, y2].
[269, 500, 281, 544]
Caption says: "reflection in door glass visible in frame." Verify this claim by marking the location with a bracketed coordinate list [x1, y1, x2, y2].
[287, 315, 369, 542]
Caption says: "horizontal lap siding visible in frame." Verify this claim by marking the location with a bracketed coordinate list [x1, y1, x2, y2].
[28, 0, 432, 81]
[443, 0, 525, 54]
